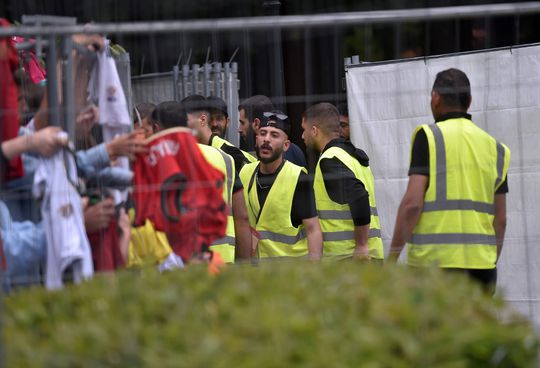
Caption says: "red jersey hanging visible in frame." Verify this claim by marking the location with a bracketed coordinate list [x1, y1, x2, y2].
[0, 18, 23, 182]
[133, 127, 227, 261]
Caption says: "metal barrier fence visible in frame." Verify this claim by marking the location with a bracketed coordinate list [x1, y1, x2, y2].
[131, 61, 241, 145]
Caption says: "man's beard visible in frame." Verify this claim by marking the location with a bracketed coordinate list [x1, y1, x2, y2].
[256, 143, 283, 164]
[211, 127, 224, 137]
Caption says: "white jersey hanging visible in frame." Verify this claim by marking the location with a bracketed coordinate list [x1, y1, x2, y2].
[33, 140, 94, 290]
[88, 39, 132, 204]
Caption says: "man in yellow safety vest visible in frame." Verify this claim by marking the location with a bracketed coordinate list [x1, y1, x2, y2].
[302, 102, 383, 262]
[387, 68, 510, 293]
[240, 111, 323, 260]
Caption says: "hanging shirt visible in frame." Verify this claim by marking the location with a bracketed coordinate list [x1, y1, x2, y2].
[32, 145, 94, 290]
[132, 127, 227, 262]
[88, 39, 132, 204]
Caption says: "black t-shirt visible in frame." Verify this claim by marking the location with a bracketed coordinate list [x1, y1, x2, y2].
[248, 161, 317, 228]
[319, 138, 372, 227]
[232, 169, 243, 193]
[408, 112, 508, 194]
[210, 135, 250, 172]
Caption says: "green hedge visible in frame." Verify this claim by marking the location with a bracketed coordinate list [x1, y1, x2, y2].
[4, 262, 539, 367]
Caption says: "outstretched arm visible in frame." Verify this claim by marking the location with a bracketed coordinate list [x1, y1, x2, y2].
[1, 126, 67, 160]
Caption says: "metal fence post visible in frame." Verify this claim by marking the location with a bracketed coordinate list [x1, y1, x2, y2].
[203, 62, 211, 96]
[213, 62, 223, 98]
[224, 62, 240, 146]
[173, 65, 180, 101]
[61, 35, 75, 140]
[182, 64, 190, 99]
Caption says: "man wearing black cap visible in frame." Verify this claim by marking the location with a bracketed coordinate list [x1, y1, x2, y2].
[239, 111, 323, 260]
[206, 96, 230, 139]
[238, 95, 307, 167]
[183, 95, 256, 171]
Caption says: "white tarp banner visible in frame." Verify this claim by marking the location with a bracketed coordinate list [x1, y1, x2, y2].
[346, 44, 540, 323]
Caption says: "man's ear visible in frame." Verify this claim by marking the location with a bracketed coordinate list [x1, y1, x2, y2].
[252, 118, 260, 131]
[312, 123, 320, 138]
[225, 117, 230, 129]
[283, 138, 291, 152]
[431, 90, 441, 107]
[200, 113, 208, 127]
[152, 122, 161, 133]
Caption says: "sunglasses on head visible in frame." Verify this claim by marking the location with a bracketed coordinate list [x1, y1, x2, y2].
[263, 111, 288, 120]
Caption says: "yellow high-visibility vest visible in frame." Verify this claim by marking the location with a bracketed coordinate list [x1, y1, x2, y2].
[407, 117, 510, 269]
[314, 146, 383, 260]
[239, 160, 308, 258]
[199, 144, 236, 263]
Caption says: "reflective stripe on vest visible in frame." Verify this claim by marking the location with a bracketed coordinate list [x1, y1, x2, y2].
[216, 148, 233, 205]
[322, 228, 381, 242]
[410, 233, 496, 246]
[199, 144, 236, 263]
[258, 229, 307, 245]
[212, 235, 236, 246]
[407, 119, 510, 269]
[318, 207, 378, 219]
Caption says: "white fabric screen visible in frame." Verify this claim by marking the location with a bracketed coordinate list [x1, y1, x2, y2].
[346, 44, 540, 324]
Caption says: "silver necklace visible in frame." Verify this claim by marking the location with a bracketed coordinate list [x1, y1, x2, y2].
[256, 171, 271, 189]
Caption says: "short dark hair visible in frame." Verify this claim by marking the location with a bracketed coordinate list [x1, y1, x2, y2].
[336, 101, 349, 118]
[206, 96, 228, 117]
[134, 102, 156, 121]
[303, 102, 340, 135]
[152, 101, 187, 129]
[433, 68, 471, 110]
[181, 94, 210, 115]
[238, 95, 274, 123]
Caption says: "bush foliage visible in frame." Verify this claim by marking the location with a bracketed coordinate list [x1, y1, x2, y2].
[4, 262, 539, 367]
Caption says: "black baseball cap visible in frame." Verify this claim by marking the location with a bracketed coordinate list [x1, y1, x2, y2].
[181, 94, 209, 114]
[259, 110, 290, 136]
[206, 96, 228, 117]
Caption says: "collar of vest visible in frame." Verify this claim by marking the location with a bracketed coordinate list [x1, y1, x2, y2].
[321, 138, 370, 167]
[209, 134, 219, 145]
[434, 111, 472, 123]
[321, 138, 347, 154]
